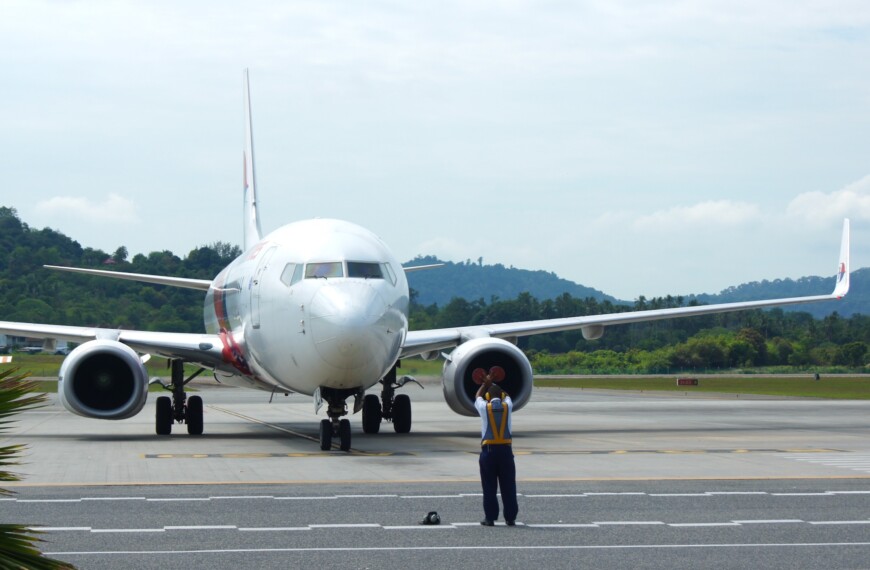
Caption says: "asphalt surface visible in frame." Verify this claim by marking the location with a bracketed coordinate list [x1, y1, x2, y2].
[3, 380, 870, 568]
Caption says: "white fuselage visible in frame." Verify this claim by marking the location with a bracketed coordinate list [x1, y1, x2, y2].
[203, 218, 410, 394]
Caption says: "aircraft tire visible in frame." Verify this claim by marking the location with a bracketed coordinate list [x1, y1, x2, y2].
[362, 394, 382, 434]
[156, 396, 172, 435]
[393, 394, 411, 434]
[339, 419, 351, 451]
[319, 419, 333, 450]
[186, 395, 204, 435]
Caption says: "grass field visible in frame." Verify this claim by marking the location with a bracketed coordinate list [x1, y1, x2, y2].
[5, 354, 869, 399]
[535, 375, 870, 399]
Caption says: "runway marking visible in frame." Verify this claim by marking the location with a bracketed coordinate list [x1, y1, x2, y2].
[143, 448, 842, 459]
[732, 519, 804, 524]
[808, 520, 870, 525]
[9, 489, 870, 504]
[44, 542, 870, 557]
[783, 453, 870, 475]
[32, 518, 870, 534]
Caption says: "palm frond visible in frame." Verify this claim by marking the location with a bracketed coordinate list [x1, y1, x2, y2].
[0, 368, 76, 569]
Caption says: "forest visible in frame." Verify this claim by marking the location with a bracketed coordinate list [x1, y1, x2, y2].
[1, 206, 867, 373]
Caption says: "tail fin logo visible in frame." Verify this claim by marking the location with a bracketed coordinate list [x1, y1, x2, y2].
[838, 262, 846, 283]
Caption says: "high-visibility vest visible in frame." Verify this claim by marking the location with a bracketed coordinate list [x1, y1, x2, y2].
[482, 401, 512, 445]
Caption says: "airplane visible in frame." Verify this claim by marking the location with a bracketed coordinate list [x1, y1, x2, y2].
[0, 71, 852, 452]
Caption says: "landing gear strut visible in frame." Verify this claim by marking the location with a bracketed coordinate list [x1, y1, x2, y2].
[361, 363, 421, 435]
[155, 359, 206, 436]
[318, 387, 356, 452]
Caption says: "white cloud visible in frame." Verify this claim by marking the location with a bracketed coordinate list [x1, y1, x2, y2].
[35, 193, 139, 225]
[632, 200, 761, 232]
[786, 175, 870, 227]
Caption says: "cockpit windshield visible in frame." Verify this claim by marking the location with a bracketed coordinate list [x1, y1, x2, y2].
[305, 262, 344, 279]
[347, 262, 384, 279]
[301, 261, 390, 281]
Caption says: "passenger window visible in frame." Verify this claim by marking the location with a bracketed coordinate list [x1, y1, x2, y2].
[347, 262, 383, 279]
[280, 263, 303, 287]
[305, 262, 344, 279]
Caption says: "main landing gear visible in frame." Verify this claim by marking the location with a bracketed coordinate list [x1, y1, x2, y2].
[361, 365, 421, 436]
[155, 359, 207, 436]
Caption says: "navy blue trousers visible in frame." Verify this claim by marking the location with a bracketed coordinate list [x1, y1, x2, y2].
[479, 444, 518, 522]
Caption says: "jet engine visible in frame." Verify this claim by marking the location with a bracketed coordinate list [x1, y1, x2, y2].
[58, 339, 149, 420]
[441, 337, 533, 417]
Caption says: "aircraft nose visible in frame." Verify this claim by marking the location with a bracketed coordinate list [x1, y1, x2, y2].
[309, 282, 390, 370]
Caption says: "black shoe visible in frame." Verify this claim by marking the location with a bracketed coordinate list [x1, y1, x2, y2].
[506, 520, 516, 526]
[480, 519, 494, 526]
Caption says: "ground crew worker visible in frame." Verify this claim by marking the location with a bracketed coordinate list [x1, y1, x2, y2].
[475, 373, 518, 526]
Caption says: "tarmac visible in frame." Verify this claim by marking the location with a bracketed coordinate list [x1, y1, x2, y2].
[6, 377, 870, 486]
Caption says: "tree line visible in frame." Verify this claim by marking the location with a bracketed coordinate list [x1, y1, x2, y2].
[2, 206, 867, 372]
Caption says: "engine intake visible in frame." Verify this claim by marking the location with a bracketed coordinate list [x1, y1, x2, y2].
[441, 337, 533, 417]
[58, 340, 149, 420]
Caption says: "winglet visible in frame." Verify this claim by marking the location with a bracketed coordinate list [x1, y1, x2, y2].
[832, 218, 850, 298]
[243, 69, 263, 251]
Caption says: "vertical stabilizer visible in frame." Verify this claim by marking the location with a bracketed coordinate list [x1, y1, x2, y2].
[833, 218, 850, 298]
[243, 69, 263, 250]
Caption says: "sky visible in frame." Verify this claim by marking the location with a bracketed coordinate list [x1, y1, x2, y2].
[2, 1, 869, 300]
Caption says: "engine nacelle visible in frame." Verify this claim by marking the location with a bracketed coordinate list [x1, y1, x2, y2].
[441, 337, 534, 417]
[58, 340, 149, 420]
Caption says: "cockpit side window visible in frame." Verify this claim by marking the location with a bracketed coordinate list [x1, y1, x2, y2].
[347, 262, 383, 279]
[305, 262, 344, 279]
[381, 262, 397, 285]
[280, 263, 304, 287]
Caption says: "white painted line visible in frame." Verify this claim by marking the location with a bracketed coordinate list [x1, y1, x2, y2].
[209, 495, 275, 501]
[146, 498, 211, 502]
[308, 524, 381, 529]
[584, 493, 646, 497]
[164, 526, 237, 531]
[771, 493, 832, 496]
[830, 491, 870, 495]
[668, 523, 742, 527]
[808, 521, 870, 525]
[593, 521, 665, 526]
[382, 525, 457, 530]
[731, 519, 805, 524]
[649, 493, 710, 497]
[337, 494, 398, 498]
[706, 492, 768, 496]
[34, 527, 92, 532]
[526, 523, 599, 528]
[18, 499, 81, 503]
[274, 496, 337, 500]
[238, 527, 311, 532]
[37, 542, 870, 556]
[83, 497, 146, 501]
[91, 528, 166, 533]
[459, 493, 483, 497]
[526, 493, 588, 499]
[401, 495, 465, 499]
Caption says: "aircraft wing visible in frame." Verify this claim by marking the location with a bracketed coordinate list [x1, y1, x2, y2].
[43, 265, 212, 291]
[0, 321, 228, 370]
[401, 219, 851, 359]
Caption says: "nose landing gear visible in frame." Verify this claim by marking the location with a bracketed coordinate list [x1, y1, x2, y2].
[318, 387, 355, 451]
